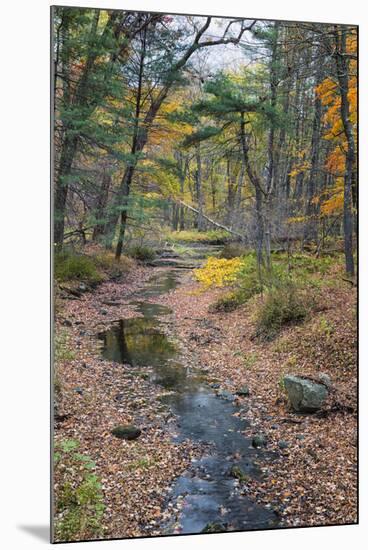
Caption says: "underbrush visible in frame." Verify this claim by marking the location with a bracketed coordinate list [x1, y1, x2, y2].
[205, 251, 341, 339]
[126, 244, 155, 262]
[55, 251, 103, 284]
[55, 248, 134, 284]
[54, 439, 105, 542]
[166, 229, 230, 244]
[94, 251, 134, 278]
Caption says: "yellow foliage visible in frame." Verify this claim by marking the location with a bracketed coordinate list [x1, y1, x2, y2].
[320, 180, 344, 216]
[194, 257, 242, 289]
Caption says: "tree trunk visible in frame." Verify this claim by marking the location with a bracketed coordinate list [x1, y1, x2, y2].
[303, 64, 323, 244]
[92, 171, 112, 241]
[334, 28, 355, 276]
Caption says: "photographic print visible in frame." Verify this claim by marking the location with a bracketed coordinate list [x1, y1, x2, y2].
[52, 5, 358, 543]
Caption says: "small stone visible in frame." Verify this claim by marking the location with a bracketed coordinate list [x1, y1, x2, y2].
[218, 389, 236, 402]
[252, 434, 267, 448]
[271, 424, 279, 430]
[100, 309, 108, 315]
[111, 424, 141, 440]
[278, 440, 289, 449]
[236, 385, 250, 397]
[74, 387, 83, 395]
[229, 465, 249, 482]
[78, 282, 87, 292]
[62, 319, 73, 327]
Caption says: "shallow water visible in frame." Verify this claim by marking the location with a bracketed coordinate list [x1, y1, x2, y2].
[98, 253, 278, 534]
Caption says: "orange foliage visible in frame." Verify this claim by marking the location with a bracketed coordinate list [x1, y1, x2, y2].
[315, 29, 357, 216]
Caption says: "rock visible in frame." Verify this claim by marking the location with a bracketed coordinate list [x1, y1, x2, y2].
[236, 385, 250, 397]
[100, 309, 108, 315]
[74, 387, 83, 395]
[252, 434, 267, 448]
[296, 434, 305, 440]
[111, 424, 141, 440]
[271, 424, 279, 430]
[78, 282, 88, 292]
[283, 375, 328, 412]
[229, 465, 249, 482]
[217, 389, 235, 402]
[278, 440, 289, 449]
[62, 319, 73, 327]
[318, 373, 332, 387]
[201, 522, 227, 533]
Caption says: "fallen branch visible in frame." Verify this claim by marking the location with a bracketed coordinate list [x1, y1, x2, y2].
[176, 200, 246, 241]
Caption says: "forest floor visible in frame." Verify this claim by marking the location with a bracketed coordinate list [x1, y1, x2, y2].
[53, 251, 357, 541]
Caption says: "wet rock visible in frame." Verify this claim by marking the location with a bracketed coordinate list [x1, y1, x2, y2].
[111, 424, 141, 440]
[229, 465, 249, 482]
[201, 522, 227, 533]
[252, 434, 267, 448]
[217, 389, 236, 402]
[283, 375, 328, 412]
[278, 440, 289, 449]
[236, 385, 250, 397]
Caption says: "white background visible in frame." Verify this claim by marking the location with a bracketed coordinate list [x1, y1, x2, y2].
[1, 0, 366, 548]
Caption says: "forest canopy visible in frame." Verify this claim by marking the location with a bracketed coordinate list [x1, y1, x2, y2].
[53, 8, 357, 275]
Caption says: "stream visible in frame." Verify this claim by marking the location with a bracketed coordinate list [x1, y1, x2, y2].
[98, 245, 279, 535]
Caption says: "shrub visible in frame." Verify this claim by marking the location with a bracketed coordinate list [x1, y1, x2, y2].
[126, 245, 155, 262]
[195, 257, 242, 289]
[209, 290, 245, 312]
[54, 439, 105, 542]
[54, 252, 102, 284]
[255, 282, 308, 340]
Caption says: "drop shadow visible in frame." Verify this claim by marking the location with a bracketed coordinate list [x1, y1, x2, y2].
[17, 525, 50, 543]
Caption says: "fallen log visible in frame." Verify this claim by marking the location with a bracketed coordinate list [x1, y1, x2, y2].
[176, 200, 246, 241]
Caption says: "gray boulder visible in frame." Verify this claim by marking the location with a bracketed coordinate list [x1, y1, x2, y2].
[283, 375, 328, 412]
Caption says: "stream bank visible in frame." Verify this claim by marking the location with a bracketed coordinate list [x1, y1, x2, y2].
[54, 242, 357, 540]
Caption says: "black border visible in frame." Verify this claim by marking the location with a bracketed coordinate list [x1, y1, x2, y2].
[50, 4, 359, 544]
